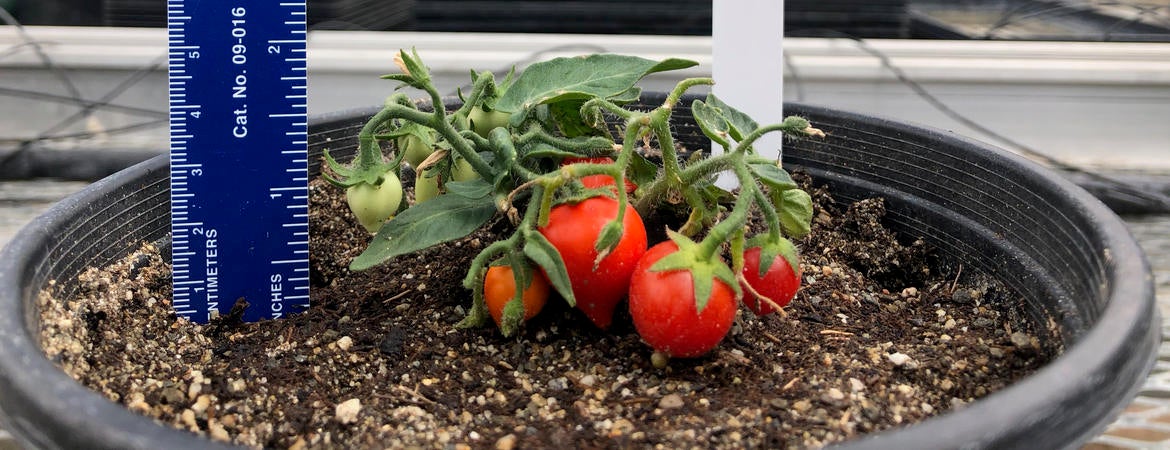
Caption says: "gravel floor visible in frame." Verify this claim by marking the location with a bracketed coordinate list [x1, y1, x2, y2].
[1, 180, 1168, 449]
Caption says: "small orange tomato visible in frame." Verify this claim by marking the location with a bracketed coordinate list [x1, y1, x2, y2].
[484, 265, 549, 327]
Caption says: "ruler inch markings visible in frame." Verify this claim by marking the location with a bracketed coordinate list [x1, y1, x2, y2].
[169, 0, 309, 323]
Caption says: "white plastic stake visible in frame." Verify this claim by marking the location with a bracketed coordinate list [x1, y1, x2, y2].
[713, 0, 784, 164]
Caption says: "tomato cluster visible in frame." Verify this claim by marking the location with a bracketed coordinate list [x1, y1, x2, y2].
[481, 193, 803, 359]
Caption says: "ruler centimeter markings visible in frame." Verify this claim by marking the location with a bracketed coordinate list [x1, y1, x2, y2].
[168, 0, 309, 323]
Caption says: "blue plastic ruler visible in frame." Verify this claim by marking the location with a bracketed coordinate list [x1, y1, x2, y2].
[167, 0, 310, 323]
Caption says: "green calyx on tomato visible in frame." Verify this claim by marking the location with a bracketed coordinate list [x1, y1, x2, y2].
[647, 230, 742, 312]
[740, 236, 801, 316]
[629, 240, 737, 358]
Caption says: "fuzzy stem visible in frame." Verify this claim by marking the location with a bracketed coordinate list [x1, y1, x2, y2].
[664, 77, 714, 109]
[696, 185, 753, 260]
[635, 151, 737, 214]
[735, 164, 783, 242]
[488, 128, 540, 181]
[581, 97, 634, 121]
[462, 236, 515, 290]
[354, 107, 407, 172]
[517, 126, 616, 156]
[454, 71, 497, 118]
[733, 122, 790, 155]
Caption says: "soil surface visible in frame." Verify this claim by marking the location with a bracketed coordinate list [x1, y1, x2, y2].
[38, 174, 1059, 449]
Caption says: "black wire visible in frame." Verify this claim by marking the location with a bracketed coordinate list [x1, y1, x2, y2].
[0, 5, 173, 170]
[836, 31, 1170, 211]
[1103, 2, 1170, 33]
[0, 118, 168, 146]
[982, 1, 1045, 39]
[0, 6, 86, 115]
[33, 54, 168, 139]
[0, 86, 167, 118]
[983, 3, 1086, 39]
[0, 41, 43, 61]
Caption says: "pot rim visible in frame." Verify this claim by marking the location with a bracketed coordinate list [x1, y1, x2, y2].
[0, 101, 1156, 450]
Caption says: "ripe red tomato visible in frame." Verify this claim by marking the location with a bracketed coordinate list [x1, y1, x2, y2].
[740, 246, 801, 316]
[628, 241, 737, 358]
[561, 156, 637, 194]
[538, 196, 647, 329]
[484, 265, 548, 327]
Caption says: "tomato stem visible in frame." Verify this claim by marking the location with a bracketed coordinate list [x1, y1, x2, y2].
[696, 189, 752, 260]
[665, 77, 714, 109]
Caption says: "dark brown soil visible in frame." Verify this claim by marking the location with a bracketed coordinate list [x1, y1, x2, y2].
[38, 175, 1059, 449]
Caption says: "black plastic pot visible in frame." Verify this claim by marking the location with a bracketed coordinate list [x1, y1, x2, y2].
[0, 94, 1158, 449]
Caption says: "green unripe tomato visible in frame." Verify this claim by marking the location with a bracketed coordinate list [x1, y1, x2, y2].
[469, 106, 511, 138]
[399, 134, 434, 168]
[346, 173, 403, 234]
[452, 157, 480, 182]
[414, 170, 440, 204]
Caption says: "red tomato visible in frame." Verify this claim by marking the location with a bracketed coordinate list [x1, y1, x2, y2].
[628, 241, 737, 358]
[484, 266, 549, 327]
[538, 196, 647, 329]
[561, 156, 637, 194]
[740, 246, 801, 316]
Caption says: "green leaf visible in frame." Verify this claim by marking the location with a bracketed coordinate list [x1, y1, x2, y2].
[701, 183, 736, 204]
[691, 100, 731, 149]
[522, 230, 576, 306]
[609, 86, 642, 104]
[627, 152, 659, 191]
[750, 162, 798, 191]
[351, 194, 496, 270]
[378, 74, 415, 84]
[549, 100, 599, 138]
[494, 54, 698, 113]
[777, 189, 813, 239]
[692, 94, 763, 150]
[445, 178, 493, 199]
[321, 149, 354, 180]
[705, 93, 759, 142]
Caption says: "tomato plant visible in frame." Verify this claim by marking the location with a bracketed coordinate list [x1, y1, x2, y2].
[740, 243, 801, 316]
[484, 265, 548, 330]
[538, 196, 647, 329]
[629, 241, 737, 358]
[328, 49, 821, 346]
